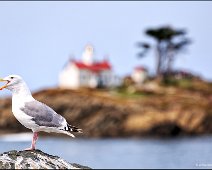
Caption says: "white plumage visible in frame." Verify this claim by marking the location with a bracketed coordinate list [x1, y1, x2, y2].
[0, 74, 82, 150]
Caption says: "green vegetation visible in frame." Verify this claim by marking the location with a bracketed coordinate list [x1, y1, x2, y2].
[111, 77, 212, 104]
[113, 88, 150, 99]
[161, 77, 193, 89]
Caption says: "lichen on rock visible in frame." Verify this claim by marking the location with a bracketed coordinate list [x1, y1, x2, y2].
[0, 150, 91, 169]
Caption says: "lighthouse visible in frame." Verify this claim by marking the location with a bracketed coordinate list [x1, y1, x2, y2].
[82, 44, 94, 65]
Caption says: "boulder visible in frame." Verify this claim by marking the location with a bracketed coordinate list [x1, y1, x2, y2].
[0, 150, 91, 169]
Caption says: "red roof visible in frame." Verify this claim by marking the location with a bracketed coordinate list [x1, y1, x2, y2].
[71, 60, 111, 72]
[134, 66, 147, 71]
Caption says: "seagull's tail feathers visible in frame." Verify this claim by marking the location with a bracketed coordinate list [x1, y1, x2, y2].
[67, 124, 83, 133]
[63, 131, 76, 138]
[59, 124, 82, 137]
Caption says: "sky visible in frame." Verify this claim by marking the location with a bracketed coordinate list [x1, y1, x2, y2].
[0, 1, 212, 97]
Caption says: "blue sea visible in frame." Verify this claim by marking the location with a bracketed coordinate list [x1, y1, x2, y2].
[0, 133, 212, 169]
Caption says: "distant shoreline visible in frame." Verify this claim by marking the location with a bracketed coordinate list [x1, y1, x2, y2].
[0, 79, 212, 138]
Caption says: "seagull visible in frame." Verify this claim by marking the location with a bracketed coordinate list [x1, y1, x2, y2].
[0, 74, 82, 150]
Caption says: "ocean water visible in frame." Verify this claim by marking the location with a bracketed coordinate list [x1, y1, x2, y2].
[0, 134, 212, 169]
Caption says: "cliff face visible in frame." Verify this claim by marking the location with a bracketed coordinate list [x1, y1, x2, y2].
[0, 89, 130, 137]
[0, 84, 212, 137]
[0, 150, 91, 169]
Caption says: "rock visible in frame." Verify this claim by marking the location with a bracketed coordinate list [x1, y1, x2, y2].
[0, 150, 91, 169]
[0, 84, 212, 138]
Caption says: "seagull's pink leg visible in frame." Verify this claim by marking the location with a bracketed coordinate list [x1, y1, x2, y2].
[24, 132, 38, 150]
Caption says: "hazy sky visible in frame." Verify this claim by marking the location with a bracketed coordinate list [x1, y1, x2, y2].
[0, 1, 212, 97]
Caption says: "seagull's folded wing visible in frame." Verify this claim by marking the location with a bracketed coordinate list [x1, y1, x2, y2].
[20, 100, 65, 128]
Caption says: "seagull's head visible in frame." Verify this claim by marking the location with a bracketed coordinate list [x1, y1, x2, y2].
[0, 75, 24, 91]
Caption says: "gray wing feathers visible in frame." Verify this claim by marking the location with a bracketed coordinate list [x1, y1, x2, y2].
[20, 100, 65, 128]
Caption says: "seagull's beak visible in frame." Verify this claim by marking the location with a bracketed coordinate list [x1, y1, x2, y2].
[0, 78, 9, 90]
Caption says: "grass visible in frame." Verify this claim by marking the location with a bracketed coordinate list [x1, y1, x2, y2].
[178, 79, 193, 88]
[112, 87, 156, 99]
[114, 91, 147, 99]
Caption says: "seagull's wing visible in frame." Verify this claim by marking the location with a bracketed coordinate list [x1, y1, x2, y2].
[20, 100, 65, 128]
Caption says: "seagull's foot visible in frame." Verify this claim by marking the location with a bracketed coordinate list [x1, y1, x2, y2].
[24, 147, 35, 151]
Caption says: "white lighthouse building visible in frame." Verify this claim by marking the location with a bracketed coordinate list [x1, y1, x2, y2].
[59, 45, 117, 89]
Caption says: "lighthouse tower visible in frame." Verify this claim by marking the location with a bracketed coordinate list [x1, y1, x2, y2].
[82, 44, 94, 65]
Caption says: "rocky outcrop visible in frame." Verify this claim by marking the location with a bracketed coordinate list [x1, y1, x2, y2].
[0, 150, 91, 169]
[0, 84, 212, 137]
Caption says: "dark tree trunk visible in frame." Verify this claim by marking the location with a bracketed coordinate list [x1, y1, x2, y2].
[156, 43, 162, 77]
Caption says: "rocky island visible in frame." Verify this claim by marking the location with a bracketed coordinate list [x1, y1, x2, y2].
[0, 78, 211, 138]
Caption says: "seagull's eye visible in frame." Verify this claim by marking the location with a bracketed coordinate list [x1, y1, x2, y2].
[10, 77, 14, 79]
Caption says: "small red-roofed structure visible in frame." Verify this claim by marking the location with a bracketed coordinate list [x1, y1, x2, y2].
[131, 66, 148, 84]
[59, 45, 120, 89]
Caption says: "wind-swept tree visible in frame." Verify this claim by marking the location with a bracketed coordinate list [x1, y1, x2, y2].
[137, 26, 191, 78]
